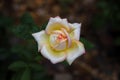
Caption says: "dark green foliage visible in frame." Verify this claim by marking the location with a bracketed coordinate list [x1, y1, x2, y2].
[12, 12, 48, 40]
[34, 55, 42, 62]
[7, 13, 50, 80]
[8, 61, 27, 71]
[12, 13, 40, 40]
[39, 22, 48, 31]
[20, 12, 35, 24]
[11, 71, 23, 80]
[0, 13, 14, 80]
[80, 37, 94, 50]
[1, 12, 44, 80]
[10, 44, 35, 61]
[29, 63, 44, 71]
[21, 68, 31, 80]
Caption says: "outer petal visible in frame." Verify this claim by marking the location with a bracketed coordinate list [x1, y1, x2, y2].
[41, 44, 66, 64]
[66, 40, 85, 65]
[32, 30, 48, 51]
[69, 23, 81, 40]
[45, 17, 70, 34]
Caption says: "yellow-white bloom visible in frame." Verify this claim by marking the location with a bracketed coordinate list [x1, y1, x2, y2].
[32, 17, 85, 65]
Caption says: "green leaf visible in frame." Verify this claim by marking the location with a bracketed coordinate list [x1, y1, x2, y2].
[8, 61, 27, 71]
[12, 24, 39, 39]
[34, 55, 42, 61]
[11, 71, 23, 80]
[20, 12, 34, 24]
[11, 75, 16, 80]
[21, 68, 31, 80]
[62, 61, 69, 66]
[12, 13, 47, 40]
[29, 63, 44, 71]
[12, 12, 40, 40]
[80, 37, 94, 50]
[39, 22, 48, 31]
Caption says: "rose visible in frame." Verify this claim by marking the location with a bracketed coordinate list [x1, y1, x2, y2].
[32, 17, 85, 65]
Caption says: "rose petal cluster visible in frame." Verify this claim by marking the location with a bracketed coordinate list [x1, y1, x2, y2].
[32, 17, 85, 65]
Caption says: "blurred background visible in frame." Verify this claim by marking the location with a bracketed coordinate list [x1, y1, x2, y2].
[0, 0, 120, 80]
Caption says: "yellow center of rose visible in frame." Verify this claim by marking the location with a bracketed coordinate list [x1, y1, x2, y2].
[49, 29, 71, 51]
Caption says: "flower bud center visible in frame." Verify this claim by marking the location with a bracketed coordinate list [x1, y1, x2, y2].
[49, 30, 67, 51]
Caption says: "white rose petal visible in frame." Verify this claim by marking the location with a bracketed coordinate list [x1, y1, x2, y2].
[45, 17, 70, 34]
[32, 31, 48, 51]
[69, 23, 81, 40]
[66, 40, 85, 65]
[41, 44, 66, 64]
